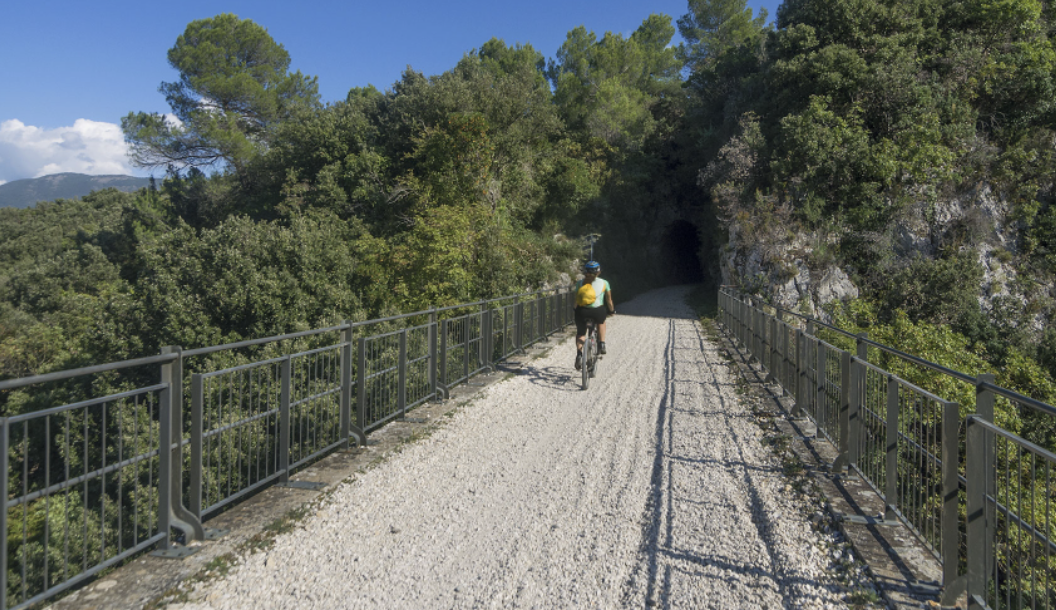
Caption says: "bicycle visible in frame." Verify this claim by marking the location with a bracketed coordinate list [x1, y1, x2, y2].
[581, 318, 601, 390]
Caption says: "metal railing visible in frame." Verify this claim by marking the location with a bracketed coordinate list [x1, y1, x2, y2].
[0, 287, 576, 609]
[719, 287, 1056, 609]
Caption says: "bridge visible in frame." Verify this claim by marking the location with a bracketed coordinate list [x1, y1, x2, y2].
[0, 286, 1051, 609]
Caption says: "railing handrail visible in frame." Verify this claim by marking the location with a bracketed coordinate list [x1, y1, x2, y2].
[184, 323, 351, 357]
[0, 288, 571, 389]
[720, 286, 985, 388]
[0, 352, 179, 392]
[724, 285, 1056, 416]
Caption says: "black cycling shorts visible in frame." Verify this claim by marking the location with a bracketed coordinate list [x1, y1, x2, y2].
[574, 306, 608, 336]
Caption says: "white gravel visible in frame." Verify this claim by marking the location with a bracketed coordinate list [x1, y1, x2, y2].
[174, 287, 852, 610]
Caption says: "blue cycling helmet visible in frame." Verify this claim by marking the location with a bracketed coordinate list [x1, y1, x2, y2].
[583, 261, 600, 273]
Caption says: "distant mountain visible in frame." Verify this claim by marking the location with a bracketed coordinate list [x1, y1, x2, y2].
[0, 173, 152, 208]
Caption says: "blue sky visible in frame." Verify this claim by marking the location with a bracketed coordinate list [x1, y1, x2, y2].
[0, 0, 779, 184]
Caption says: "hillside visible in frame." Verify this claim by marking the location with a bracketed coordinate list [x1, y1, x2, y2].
[0, 173, 151, 208]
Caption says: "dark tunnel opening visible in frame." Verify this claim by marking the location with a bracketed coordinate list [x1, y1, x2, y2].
[660, 220, 706, 284]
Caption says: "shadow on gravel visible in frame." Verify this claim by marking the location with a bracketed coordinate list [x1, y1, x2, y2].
[625, 316, 845, 609]
[502, 363, 583, 392]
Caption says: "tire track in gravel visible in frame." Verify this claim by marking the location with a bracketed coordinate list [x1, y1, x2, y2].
[174, 286, 850, 610]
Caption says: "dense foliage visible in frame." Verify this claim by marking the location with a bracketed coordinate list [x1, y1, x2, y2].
[690, 0, 1056, 410]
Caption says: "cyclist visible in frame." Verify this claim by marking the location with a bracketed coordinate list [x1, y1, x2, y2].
[574, 260, 614, 370]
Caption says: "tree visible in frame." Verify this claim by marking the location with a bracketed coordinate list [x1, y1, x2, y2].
[547, 16, 681, 150]
[122, 14, 320, 174]
[678, 0, 770, 73]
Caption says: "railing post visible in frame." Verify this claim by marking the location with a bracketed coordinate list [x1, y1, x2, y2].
[483, 309, 494, 372]
[429, 310, 439, 402]
[750, 299, 754, 350]
[523, 300, 531, 346]
[157, 359, 174, 549]
[748, 304, 757, 362]
[757, 306, 764, 364]
[463, 315, 471, 381]
[739, 297, 746, 347]
[941, 399, 961, 599]
[479, 302, 488, 365]
[848, 355, 862, 468]
[780, 317, 789, 392]
[783, 318, 792, 392]
[852, 333, 869, 468]
[545, 291, 552, 335]
[816, 341, 828, 428]
[481, 308, 490, 369]
[735, 297, 742, 345]
[537, 297, 543, 342]
[884, 374, 899, 523]
[537, 296, 545, 342]
[398, 330, 408, 418]
[516, 302, 525, 352]
[976, 374, 996, 597]
[766, 313, 776, 383]
[775, 313, 783, 385]
[279, 356, 291, 484]
[833, 349, 851, 473]
[751, 304, 759, 363]
[856, 333, 869, 362]
[775, 308, 785, 386]
[502, 306, 510, 359]
[541, 294, 547, 337]
[0, 418, 10, 610]
[528, 299, 536, 345]
[739, 297, 746, 348]
[793, 329, 806, 418]
[440, 319, 449, 395]
[965, 417, 988, 610]
[159, 346, 204, 545]
[552, 288, 560, 334]
[190, 374, 204, 518]
[340, 322, 352, 447]
[357, 338, 368, 432]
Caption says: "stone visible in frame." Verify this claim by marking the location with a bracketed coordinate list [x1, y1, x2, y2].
[813, 267, 858, 305]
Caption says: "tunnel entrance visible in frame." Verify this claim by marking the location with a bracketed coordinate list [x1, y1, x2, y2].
[660, 220, 706, 284]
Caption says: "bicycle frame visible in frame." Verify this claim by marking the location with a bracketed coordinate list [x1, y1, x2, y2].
[581, 319, 600, 390]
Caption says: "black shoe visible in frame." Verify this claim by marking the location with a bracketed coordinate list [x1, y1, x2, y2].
[575, 351, 583, 370]
[599, 341, 607, 355]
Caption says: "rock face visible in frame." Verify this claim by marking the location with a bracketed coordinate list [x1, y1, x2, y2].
[720, 181, 1050, 329]
[893, 183, 1052, 331]
[720, 228, 858, 320]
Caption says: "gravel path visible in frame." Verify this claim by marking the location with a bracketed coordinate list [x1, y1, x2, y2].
[175, 287, 851, 610]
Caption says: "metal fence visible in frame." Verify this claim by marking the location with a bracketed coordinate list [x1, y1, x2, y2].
[719, 288, 1056, 609]
[0, 287, 575, 609]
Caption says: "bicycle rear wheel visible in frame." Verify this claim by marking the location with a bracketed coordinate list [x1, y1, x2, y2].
[588, 328, 599, 378]
[581, 332, 592, 390]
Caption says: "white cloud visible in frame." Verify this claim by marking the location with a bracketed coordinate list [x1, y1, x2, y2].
[164, 113, 184, 129]
[0, 119, 143, 183]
